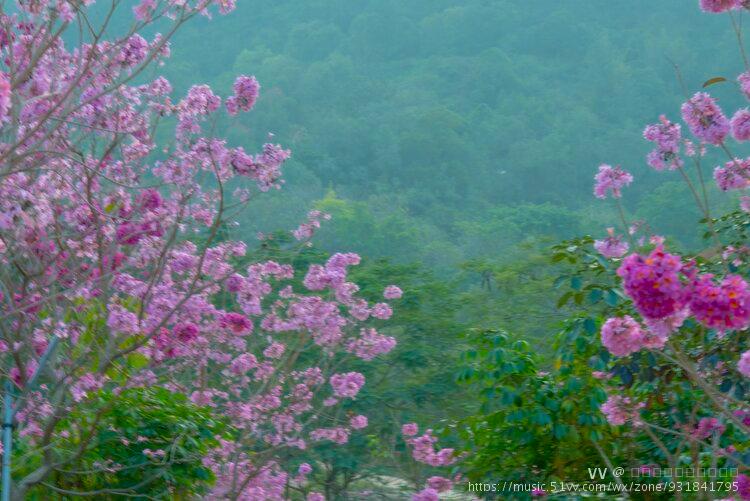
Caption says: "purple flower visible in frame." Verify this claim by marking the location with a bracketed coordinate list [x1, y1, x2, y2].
[594, 164, 633, 199]
[681, 92, 730, 145]
[700, 0, 741, 12]
[601, 316, 644, 357]
[643, 115, 682, 170]
[226, 75, 260, 115]
[594, 228, 629, 258]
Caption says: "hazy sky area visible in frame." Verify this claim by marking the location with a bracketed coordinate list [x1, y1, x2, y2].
[161, 0, 744, 266]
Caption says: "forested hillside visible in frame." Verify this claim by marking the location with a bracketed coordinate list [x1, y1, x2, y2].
[165, 0, 740, 264]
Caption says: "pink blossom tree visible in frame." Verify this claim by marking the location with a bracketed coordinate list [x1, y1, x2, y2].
[0, 1, 397, 498]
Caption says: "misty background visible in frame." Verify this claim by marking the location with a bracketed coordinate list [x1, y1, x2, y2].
[154, 0, 745, 270]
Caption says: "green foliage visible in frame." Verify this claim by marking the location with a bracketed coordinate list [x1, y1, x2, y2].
[457, 328, 609, 488]
[49, 388, 224, 498]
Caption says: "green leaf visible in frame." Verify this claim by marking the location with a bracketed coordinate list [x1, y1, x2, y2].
[588, 289, 603, 304]
[583, 317, 597, 335]
[570, 276, 583, 290]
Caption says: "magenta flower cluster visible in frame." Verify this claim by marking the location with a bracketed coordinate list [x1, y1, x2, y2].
[690, 274, 750, 332]
[617, 245, 690, 321]
[700, 0, 746, 12]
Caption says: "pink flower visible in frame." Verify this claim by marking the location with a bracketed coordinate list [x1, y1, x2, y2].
[736, 474, 750, 500]
[690, 274, 750, 332]
[346, 328, 396, 361]
[594, 164, 633, 199]
[173, 322, 199, 343]
[0, 73, 10, 123]
[407, 431, 455, 466]
[739, 351, 750, 377]
[732, 109, 750, 141]
[643, 308, 688, 348]
[601, 395, 643, 426]
[350, 415, 368, 429]
[133, 0, 156, 21]
[412, 488, 439, 501]
[714, 158, 750, 191]
[181, 85, 221, 117]
[116, 222, 142, 245]
[220, 312, 253, 335]
[262, 342, 285, 359]
[107, 306, 139, 335]
[617, 246, 689, 320]
[594, 228, 629, 258]
[310, 427, 349, 444]
[693, 417, 725, 439]
[681, 92, 730, 145]
[118, 34, 149, 67]
[643, 115, 682, 170]
[601, 316, 644, 357]
[370, 303, 393, 320]
[137, 188, 162, 211]
[71, 373, 105, 402]
[402, 423, 419, 436]
[383, 285, 403, 299]
[330, 372, 365, 398]
[700, 0, 741, 12]
[226, 75, 260, 115]
[426, 476, 452, 493]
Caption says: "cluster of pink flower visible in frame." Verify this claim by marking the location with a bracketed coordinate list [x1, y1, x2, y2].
[739, 351, 750, 377]
[714, 158, 750, 191]
[616, 245, 690, 321]
[736, 474, 750, 501]
[602, 244, 750, 362]
[600, 316, 649, 357]
[681, 92, 730, 145]
[600, 395, 644, 426]
[346, 327, 397, 361]
[593, 164, 633, 199]
[402, 423, 456, 501]
[309, 427, 350, 445]
[226, 75, 260, 115]
[692, 417, 725, 440]
[690, 274, 750, 332]
[330, 372, 365, 398]
[292, 210, 331, 241]
[593, 227, 629, 258]
[700, 0, 750, 12]
[643, 115, 683, 170]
